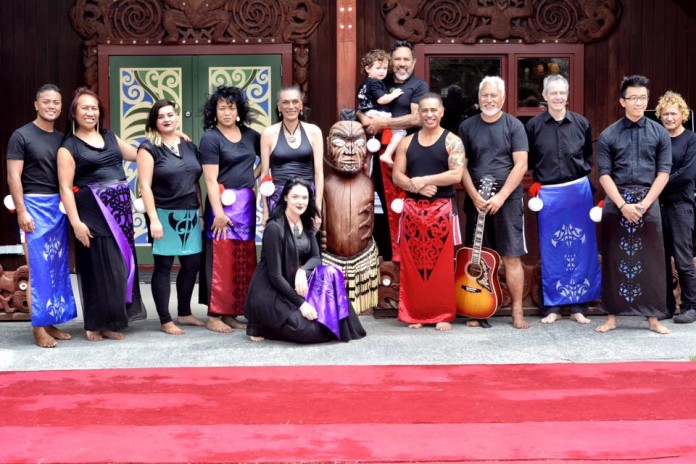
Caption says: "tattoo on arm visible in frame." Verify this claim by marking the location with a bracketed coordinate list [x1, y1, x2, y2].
[446, 133, 466, 169]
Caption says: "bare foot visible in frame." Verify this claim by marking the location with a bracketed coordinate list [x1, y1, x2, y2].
[595, 316, 617, 333]
[45, 325, 72, 340]
[249, 336, 265, 342]
[101, 330, 125, 340]
[206, 317, 233, 333]
[380, 153, 394, 167]
[161, 322, 184, 335]
[541, 313, 561, 324]
[512, 308, 529, 329]
[176, 315, 205, 326]
[222, 316, 247, 329]
[86, 330, 103, 342]
[648, 318, 670, 335]
[466, 320, 481, 327]
[435, 322, 452, 331]
[408, 323, 423, 329]
[570, 313, 592, 324]
[33, 327, 57, 348]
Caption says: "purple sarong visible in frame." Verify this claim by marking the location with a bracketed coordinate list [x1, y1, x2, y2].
[90, 181, 135, 303]
[306, 265, 350, 339]
[205, 188, 255, 241]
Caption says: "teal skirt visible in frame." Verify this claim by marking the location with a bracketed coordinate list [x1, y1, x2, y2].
[152, 208, 202, 256]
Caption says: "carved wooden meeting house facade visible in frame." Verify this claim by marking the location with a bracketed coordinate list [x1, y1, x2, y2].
[1, 0, 695, 317]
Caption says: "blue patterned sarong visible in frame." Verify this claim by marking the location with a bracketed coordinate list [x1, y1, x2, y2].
[24, 194, 77, 327]
[152, 208, 202, 256]
[537, 177, 601, 306]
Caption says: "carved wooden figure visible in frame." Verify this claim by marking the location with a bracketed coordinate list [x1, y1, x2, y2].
[322, 119, 379, 313]
[0, 264, 30, 319]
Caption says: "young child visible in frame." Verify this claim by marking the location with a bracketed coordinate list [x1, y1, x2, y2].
[356, 49, 405, 167]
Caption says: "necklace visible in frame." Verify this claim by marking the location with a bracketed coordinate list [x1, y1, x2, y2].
[282, 122, 299, 143]
[289, 218, 302, 238]
[163, 138, 180, 157]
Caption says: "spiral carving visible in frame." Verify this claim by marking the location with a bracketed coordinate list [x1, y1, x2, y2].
[111, 0, 163, 39]
[531, 0, 579, 40]
[229, 0, 281, 38]
[421, 0, 470, 38]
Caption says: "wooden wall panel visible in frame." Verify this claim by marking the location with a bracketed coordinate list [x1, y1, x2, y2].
[307, 0, 338, 129]
[0, 0, 84, 268]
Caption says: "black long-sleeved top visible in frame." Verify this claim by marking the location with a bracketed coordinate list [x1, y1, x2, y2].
[659, 129, 696, 205]
[526, 111, 593, 184]
[244, 217, 321, 328]
[597, 116, 672, 187]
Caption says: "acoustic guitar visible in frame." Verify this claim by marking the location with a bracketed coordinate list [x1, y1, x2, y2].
[455, 175, 503, 319]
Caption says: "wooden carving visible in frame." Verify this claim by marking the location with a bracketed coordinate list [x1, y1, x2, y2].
[69, 0, 324, 93]
[322, 118, 380, 313]
[0, 265, 30, 319]
[323, 120, 374, 257]
[381, 0, 621, 44]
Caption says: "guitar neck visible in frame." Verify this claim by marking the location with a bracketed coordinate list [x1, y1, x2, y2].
[471, 212, 487, 265]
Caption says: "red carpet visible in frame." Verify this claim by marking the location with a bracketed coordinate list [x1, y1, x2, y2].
[1, 362, 696, 463]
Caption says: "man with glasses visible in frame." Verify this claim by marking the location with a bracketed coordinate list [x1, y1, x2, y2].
[595, 75, 672, 334]
[525, 74, 600, 324]
[459, 76, 530, 329]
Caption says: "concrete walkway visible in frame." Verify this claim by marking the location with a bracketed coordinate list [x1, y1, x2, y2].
[1, 282, 695, 372]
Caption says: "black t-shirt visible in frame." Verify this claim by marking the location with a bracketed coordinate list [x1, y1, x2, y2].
[62, 130, 127, 236]
[138, 140, 202, 210]
[357, 77, 389, 112]
[458, 113, 529, 195]
[6, 122, 63, 194]
[199, 126, 260, 189]
[383, 75, 428, 118]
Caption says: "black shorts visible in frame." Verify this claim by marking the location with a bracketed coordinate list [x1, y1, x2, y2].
[464, 193, 527, 257]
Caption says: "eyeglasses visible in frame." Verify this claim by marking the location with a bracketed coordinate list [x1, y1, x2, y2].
[623, 95, 648, 103]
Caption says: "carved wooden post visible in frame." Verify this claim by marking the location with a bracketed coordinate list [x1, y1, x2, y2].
[336, 1, 357, 112]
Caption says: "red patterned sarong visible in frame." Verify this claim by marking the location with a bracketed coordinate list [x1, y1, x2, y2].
[209, 239, 256, 316]
[380, 158, 403, 262]
[398, 198, 456, 324]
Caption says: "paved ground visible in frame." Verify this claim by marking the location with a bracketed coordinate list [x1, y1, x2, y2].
[1, 281, 695, 372]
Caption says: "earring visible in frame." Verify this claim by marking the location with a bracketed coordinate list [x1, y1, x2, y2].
[300, 109, 304, 116]
[96, 121, 99, 133]
[236, 116, 240, 122]
[71, 120, 75, 134]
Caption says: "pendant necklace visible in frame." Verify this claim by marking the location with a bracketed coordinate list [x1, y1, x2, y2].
[290, 218, 302, 239]
[283, 122, 299, 144]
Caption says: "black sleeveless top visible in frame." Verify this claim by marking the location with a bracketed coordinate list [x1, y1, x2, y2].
[269, 123, 314, 182]
[406, 129, 455, 200]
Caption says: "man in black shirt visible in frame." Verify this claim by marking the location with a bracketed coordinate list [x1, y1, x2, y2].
[358, 40, 428, 262]
[526, 75, 600, 324]
[459, 76, 529, 329]
[596, 75, 672, 334]
[655, 91, 696, 324]
[6, 84, 77, 347]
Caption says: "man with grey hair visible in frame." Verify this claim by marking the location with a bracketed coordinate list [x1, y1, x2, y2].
[525, 74, 601, 324]
[458, 76, 529, 329]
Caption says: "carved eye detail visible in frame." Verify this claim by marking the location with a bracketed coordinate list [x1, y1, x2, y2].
[354, 139, 366, 148]
[332, 139, 346, 147]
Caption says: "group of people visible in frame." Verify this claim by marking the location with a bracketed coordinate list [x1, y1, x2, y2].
[357, 41, 696, 335]
[7, 83, 365, 348]
[6, 39, 696, 348]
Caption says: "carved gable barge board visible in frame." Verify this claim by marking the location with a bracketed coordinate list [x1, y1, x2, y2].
[380, 0, 621, 45]
[70, 0, 324, 104]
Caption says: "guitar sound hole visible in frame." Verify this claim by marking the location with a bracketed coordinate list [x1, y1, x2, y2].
[466, 263, 482, 278]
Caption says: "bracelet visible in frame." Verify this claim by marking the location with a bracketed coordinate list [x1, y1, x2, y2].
[619, 202, 627, 210]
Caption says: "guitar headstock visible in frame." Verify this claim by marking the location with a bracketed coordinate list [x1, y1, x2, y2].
[478, 175, 496, 201]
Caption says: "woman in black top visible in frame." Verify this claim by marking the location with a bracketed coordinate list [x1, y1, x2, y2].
[259, 85, 324, 224]
[199, 85, 261, 333]
[244, 178, 366, 344]
[57, 87, 145, 341]
[137, 99, 204, 335]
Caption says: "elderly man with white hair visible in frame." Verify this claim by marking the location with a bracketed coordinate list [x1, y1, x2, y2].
[458, 76, 529, 329]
